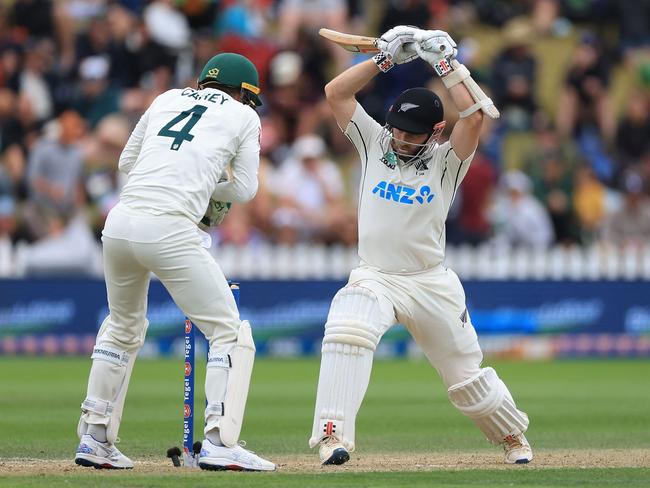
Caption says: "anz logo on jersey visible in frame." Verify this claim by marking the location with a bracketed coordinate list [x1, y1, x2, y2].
[371, 181, 435, 205]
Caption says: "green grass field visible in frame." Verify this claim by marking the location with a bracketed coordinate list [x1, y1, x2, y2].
[1, 357, 649, 487]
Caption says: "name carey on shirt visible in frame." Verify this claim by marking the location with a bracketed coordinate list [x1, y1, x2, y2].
[180, 87, 229, 104]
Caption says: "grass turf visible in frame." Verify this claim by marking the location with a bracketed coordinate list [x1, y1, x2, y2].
[0, 357, 649, 486]
[2, 469, 650, 488]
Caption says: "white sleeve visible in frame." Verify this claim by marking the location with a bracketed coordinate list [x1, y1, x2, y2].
[211, 113, 261, 203]
[343, 102, 382, 166]
[439, 141, 475, 197]
[118, 108, 150, 175]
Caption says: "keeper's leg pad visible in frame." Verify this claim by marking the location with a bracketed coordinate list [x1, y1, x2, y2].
[204, 320, 255, 447]
[78, 317, 148, 444]
[78, 345, 136, 444]
[447, 367, 529, 444]
[309, 286, 383, 452]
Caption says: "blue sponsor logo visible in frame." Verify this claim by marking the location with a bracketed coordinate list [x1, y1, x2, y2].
[371, 181, 434, 205]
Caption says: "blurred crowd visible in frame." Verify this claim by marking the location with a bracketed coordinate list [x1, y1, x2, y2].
[0, 0, 649, 274]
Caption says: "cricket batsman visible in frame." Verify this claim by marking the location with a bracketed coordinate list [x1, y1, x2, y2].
[309, 26, 533, 465]
[74, 53, 275, 471]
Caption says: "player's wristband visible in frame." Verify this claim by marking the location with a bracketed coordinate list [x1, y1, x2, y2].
[373, 51, 394, 73]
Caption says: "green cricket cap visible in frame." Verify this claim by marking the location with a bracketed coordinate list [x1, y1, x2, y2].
[198, 53, 262, 106]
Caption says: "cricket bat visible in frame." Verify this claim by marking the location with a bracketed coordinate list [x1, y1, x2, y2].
[318, 28, 380, 53]
[318, 28, 430, 56]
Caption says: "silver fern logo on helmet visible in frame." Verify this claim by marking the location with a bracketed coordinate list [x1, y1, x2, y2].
[398, 103, 419, 112]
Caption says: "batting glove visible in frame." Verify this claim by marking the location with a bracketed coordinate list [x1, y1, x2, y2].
[374, 25, 419, 72]
[413, 30, 458, 76]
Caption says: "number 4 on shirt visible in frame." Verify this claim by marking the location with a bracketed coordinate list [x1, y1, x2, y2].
[158, 104, 208, 151]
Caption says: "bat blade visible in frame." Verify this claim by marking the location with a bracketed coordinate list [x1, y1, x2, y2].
[318, 28, 379, 53]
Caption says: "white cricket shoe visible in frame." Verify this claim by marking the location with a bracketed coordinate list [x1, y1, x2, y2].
[198, 439, 276, 471]
[74, 434, 134, 469]
[319, 436, 350, 465]
[503, 433, 533, 464]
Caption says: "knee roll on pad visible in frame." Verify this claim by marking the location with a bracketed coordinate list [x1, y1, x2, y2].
[447, 367, 529, 444]
[204, 320, 255, 447]
[309, 286, 382, 451]
[322, 286, 383, 351]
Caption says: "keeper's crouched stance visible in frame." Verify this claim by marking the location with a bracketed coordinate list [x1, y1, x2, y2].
[74, 53, 274, 471]
[310, 26, 532, 465]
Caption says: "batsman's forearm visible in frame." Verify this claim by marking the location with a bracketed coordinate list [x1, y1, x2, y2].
[447, 81, 482, 124]
[325, 60, 380, 100]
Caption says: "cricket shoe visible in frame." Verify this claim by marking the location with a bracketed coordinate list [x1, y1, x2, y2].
[319, 436, 350, 465]
[503, 433, 533, 464]
[198, 438, 276, 471]
[74, 434, 134, 469]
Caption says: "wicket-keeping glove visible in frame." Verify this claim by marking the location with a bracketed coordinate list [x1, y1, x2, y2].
[199, 199, 231, 230]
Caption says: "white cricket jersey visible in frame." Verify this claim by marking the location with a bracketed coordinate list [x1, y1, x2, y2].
[345, 102, 474, 273]
[115, 87, 261, 224]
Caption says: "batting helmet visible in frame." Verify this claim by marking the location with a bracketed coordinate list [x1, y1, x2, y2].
[386, 87, 444, 134]
[198, 53, 262, 107]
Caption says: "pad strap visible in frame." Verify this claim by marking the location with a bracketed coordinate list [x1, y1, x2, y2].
[81, 396, 113, 416]
[207, 353, 231, 369]
[91, 346, 130, 366]
[205, 402, 225, 417]
[458, 102, 483, 118]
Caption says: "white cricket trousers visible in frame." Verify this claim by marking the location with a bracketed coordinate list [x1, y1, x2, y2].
[349, 264, 483, 387]
[99, 204, 240, 351]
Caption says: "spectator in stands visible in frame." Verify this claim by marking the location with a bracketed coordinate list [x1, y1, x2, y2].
[9, 0, 57, 39]
[523, 118, 579, 244]
[601, 170, 650, 247]
[471, 0, 529, 27]
[0, 45, 22, 92]
[490, 18, 538, 131]
[0, 156, 16, 237]
[264, 51, 312, 151]
[615, 91, 650, 170]
[455, 151, 496, 245]
[21, 209, 100, 276]
[0, 88, 22, 151]
[1, 143, 27, 204]
[0, 193, 15, 245]
[24, 110, 85, 239]
[557, 32, 617, 182]
[13, 92, 41, 150]
[71, 56, 120, 128]
[271, 134, 344, 243]
[83, 114, 131, 237]
[212, 204, 266, 247]
[104, 4, 141, 88]
[18, 39, 55, 122]
[143, 0, 191, 52]
[573, 164, 606, 244]
[278, 0, 348, 48]
[491, 170, 555, 249]
[614, 0, 650, 55]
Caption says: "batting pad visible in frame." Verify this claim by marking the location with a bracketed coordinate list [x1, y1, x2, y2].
[309, 286, 382, 451]
[205, 320, 255, 447]
[78, 344, 137, 444]
[447, 367, 529, 444]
